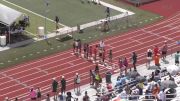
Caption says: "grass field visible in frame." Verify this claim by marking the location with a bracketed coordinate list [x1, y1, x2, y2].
[6, 0, 120, 27]
[0, 0, 161, 69]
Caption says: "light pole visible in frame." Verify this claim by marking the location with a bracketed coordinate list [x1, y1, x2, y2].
[44, 0, 49, 40]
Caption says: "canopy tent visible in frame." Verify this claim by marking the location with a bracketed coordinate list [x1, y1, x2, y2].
[0, 3, 22, 26]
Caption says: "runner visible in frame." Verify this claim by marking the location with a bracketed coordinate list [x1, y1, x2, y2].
[108, 49, 113, 63]
[99, 40, 105, 50]
[78, 39, 82, 55]
[102, 48, 106, 63]
[29, 88, 36, 101]
[36, 87, 41, 101]
[146, 49, 153, 69]
[75, 39, 79, 55]
[60, 76, 66, 95]
[89, 46, 93, 60]
[131, 52, 137, 71]
[161, 41, 168, 60]
[52, 78, 59, 100]
[123, 57, 128, 74]
[93, 45, 98, 62]
[83, 43, 87, 58]
[153, 45, 160, 57]
[118, 57, 124, 74]
[73, 39, 76, 53]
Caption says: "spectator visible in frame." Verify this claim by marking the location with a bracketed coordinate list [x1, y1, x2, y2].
[147, 49, 153, 68]
[66, 92, 73, 101]
[161, 41, 168, 60]
[29, 88, 36, 101]
[152, 84, 160, 99]
[52, 77, 58, 100]
[83, 91, 90, 101]
[168, 73, 174, 81]
[36, 87, 41, 101]
[150, 72, 155, 81]
[58, 92, 64, 101]
[131, 52, 137, 71]
[46, 94, 50, 101]
[60, 76, 66, 94]
[137, 81, 144, 95]
[158, 89, 166, 101]
[175, 51, 180, 66]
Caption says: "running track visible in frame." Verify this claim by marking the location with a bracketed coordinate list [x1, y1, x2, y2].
[0, 12, 180, 101]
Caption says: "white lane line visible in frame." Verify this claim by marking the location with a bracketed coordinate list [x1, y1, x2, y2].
[2, 0, 68, 27]
[1, 13, 180, 74]
[0, 18, 179, 80]
[1, 17, 180, 81]
[35, 67, 48, 74]
[3, 40, 179, 98]
[0, 37, 178, 93]
[141, 29, 179, 42]
[12, 67, 109, 100]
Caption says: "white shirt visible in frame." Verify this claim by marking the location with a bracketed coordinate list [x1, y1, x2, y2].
[158, 91, 166, 101]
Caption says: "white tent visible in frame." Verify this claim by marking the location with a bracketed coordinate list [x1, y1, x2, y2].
[0, 3, 22, 26]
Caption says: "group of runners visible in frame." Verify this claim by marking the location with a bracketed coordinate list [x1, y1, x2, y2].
[73, 39, 112, 65]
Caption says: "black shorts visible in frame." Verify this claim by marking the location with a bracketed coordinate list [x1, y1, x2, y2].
[31, 98, 36, 100]
[162, 51, 167, 55]
[175, 60, 179, 64]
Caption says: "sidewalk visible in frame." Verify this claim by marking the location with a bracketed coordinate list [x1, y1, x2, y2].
[45, 53, 180, 101]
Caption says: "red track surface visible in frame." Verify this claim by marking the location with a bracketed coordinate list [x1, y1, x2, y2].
[1, 10, 180, 101]
[139, 0, 180, 17]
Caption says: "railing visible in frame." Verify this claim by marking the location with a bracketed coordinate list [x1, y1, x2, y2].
[110, 93, 178, 101]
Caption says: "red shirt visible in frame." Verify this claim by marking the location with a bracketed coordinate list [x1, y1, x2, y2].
[154, 47, 159, 56]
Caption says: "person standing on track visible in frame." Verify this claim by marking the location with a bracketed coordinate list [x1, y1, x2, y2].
[123, 57, 128, 74]
[146, 49, 153, 69]
[74, 73, 81, 95]
[89, 46, 93, 60]
[161, 41, 168, 60]
[108, 49, 113, 63]
[118, 57, 124, 74]
[78, 39, 82, 55]
[93, 45, 98, 62]
[73, 39, 76, 54]
[131, 52, 137, 71]
[60, 76, 66, 95]
[36, 87, 41, 101]
[29, 88, 36, 101]
[52, 77, 59, 100]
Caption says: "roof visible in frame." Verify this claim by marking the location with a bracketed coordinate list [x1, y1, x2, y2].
[0, 3, 22, 26]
